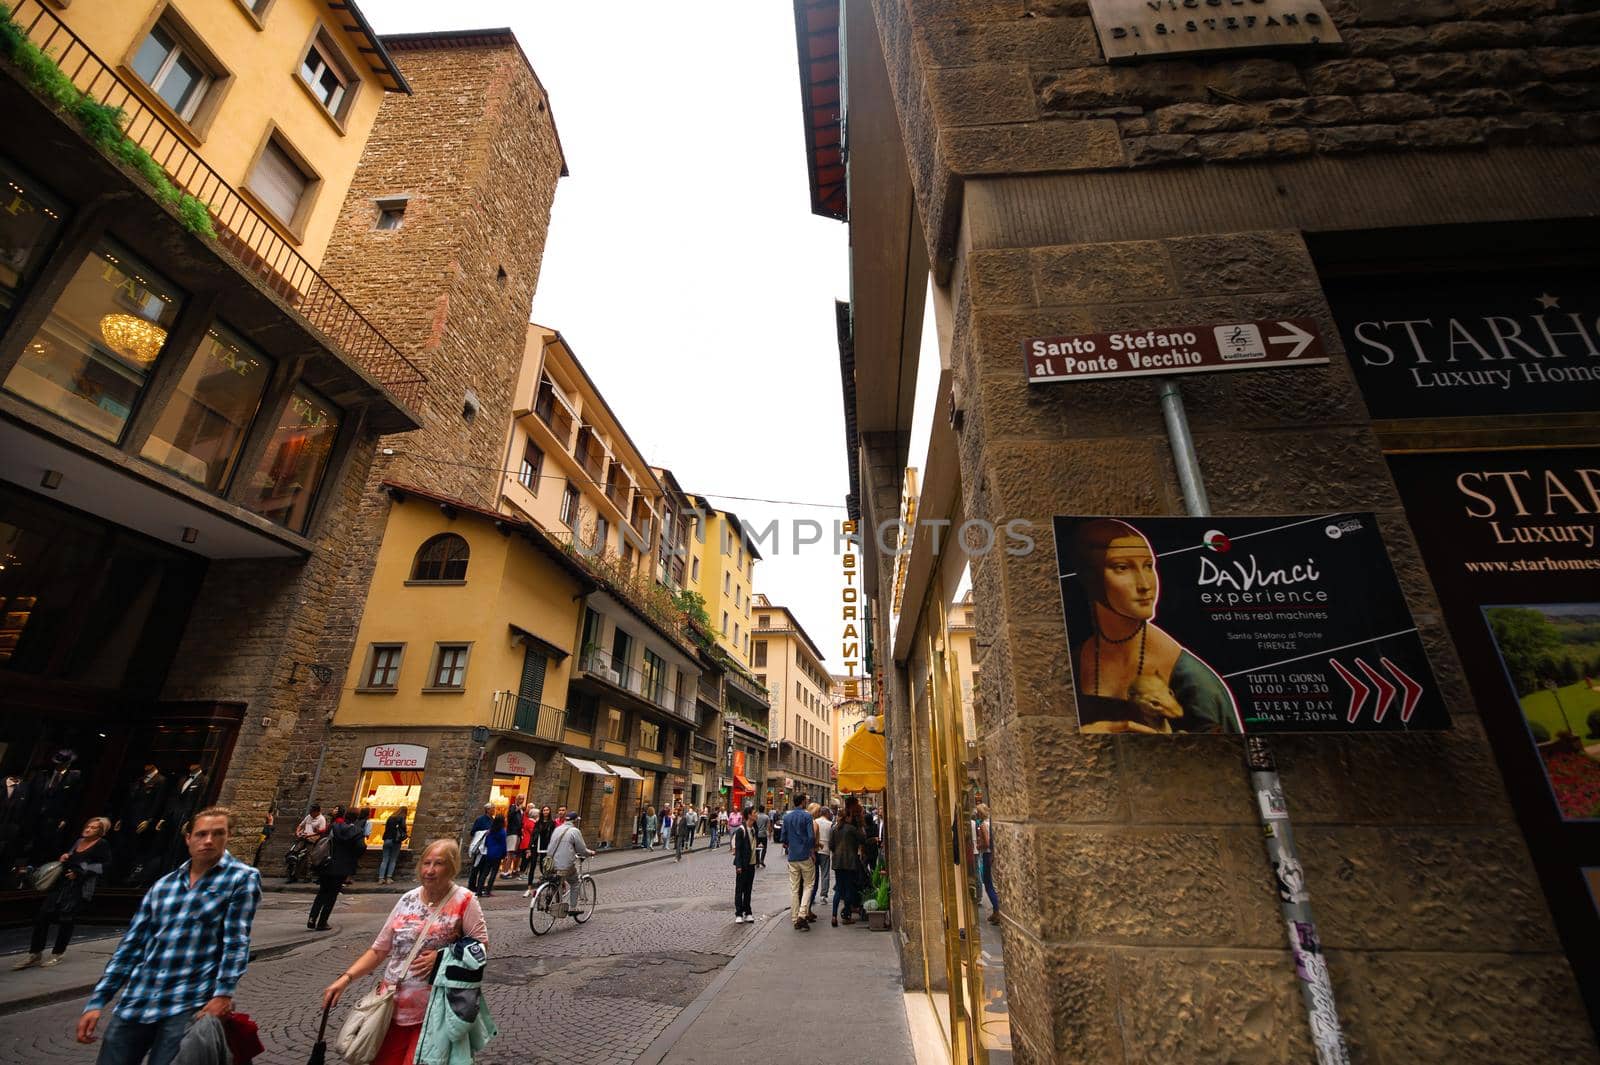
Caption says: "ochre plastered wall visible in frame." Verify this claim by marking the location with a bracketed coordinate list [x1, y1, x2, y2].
[59, 0, 389, 265]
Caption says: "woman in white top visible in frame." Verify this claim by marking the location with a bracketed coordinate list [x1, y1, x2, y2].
[321, 839, 488, 1065]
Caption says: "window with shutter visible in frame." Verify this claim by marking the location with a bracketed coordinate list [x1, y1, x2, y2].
[249, 137, 312, 227]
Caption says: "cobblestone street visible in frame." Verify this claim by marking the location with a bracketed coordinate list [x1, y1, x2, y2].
[0, 844, 856, 1065]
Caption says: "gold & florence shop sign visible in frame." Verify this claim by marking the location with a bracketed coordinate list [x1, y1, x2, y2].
[1089, 0, 1341, 62]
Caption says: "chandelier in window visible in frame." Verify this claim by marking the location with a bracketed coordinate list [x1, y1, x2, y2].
[99, 313, 168, 366]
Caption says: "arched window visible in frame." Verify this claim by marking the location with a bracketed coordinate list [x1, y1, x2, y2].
[411, 533, 469, 581]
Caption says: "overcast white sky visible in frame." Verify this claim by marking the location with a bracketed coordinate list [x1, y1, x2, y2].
[366, 1, 904, 667]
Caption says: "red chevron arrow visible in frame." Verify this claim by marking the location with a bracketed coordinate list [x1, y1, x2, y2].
[1356, 658, 1397, 724]
[1381, 657, 1425, 723]
[1329, 658, 1370, 724]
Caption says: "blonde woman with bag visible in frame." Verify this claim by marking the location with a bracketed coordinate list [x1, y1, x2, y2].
[321, 839, 487, 1065]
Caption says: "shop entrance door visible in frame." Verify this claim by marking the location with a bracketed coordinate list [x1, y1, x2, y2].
[598, 779, 619, 847]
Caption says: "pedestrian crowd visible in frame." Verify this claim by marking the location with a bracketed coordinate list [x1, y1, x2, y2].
[10, 787, 895, 1065]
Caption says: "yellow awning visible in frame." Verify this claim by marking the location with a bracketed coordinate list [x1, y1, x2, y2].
[837, 717, 887, 793]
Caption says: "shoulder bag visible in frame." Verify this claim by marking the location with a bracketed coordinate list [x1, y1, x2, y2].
[29, 861, 63, 892]
[541, 825, 572, 878]
[335, 889, 454, 1065]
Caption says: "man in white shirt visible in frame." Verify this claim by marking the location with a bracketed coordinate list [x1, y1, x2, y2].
[295, 806, 328, 840]
[811, 807, 835, 907]
[547, 813, 594, 910]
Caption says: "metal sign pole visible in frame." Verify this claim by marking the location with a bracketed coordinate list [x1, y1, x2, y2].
[1156, 379, 1350, 1065]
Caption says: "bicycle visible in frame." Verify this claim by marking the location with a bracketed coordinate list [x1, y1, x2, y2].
[528, 857, 596, 936]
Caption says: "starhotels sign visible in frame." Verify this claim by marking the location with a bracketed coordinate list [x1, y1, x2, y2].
[1088, 0, 1340, 62]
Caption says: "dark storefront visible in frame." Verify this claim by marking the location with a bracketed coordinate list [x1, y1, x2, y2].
[0, 480, 241, 900]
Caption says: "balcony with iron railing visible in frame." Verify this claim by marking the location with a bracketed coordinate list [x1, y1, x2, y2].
[533, 377, 577, 450]
[0, 0, 426, 410]
[574, 426, 605, 483]
[578, 646, 696, 724]
[605, 475, 630, 512]
[489, 691, 565, 742]
[725, 668, 771, 709]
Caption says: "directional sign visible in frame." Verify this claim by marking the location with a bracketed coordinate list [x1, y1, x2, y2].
[1025, 318, 1329, 385]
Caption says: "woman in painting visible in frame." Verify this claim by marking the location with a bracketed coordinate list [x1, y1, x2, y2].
[1071, 518, 1240, 734]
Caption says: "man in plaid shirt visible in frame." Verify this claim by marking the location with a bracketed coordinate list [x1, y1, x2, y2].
[76, 807, 261, 1065]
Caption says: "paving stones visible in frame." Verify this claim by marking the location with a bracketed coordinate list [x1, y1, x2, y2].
[0, 847, 788, 1065]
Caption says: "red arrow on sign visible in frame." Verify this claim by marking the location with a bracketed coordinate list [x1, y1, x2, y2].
[1267, 320, 1316, 359]
[1381, 657, 1425, 723]
[1355, 658, 1398, 724]
[1329, 658, 1370, 724]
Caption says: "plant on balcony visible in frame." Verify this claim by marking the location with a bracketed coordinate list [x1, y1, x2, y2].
[0, 4, 215, 238]
[672, 589, 714, 651]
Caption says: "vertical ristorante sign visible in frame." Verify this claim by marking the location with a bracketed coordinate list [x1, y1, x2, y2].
[841, 520, 862, 697]
[1087, 0, 1341, 62]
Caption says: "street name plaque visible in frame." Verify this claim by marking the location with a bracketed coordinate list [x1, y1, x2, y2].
[1025, 318, 1327, 385]
[1088, 0, 1341, 62]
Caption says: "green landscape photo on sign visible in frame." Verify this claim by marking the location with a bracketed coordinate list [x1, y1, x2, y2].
[1483, 603, 1600, 822]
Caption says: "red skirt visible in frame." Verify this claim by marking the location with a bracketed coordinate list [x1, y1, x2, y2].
[372, 1022, 422, 1065]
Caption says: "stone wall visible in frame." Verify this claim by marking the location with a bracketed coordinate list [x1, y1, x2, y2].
[266, 36, 566, 858]
[950, 225, 1598, 1062]
[875, 0, 1600, 269]
[858, 3, 1600, 1060]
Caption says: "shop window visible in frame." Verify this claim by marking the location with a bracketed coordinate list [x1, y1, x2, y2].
[0, 160, 65, 323]
[139, 324, 272, 491]
[298, 28, 357, 121]
[0, 482, 205, 691]
[246, 132, 319, 235]
[131, 17, 218, 124]
[353, 769, 421, 849]
[427, 643, 470, 690]
[4, 242, 182, 443]
[410, 534, 469, 582]
[361, 643, 403, 690]
[640, 720, 660, 752]
[238, 384, 340, 532]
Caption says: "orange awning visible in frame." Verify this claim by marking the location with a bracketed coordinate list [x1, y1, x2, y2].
[733, 769, 752, 791]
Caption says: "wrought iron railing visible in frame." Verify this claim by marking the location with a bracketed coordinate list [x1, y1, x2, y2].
[2, 0, 427, 409]
[579, 646, 696, 724]
[489, 691, 565, 741]
[725, 668, 771, 708]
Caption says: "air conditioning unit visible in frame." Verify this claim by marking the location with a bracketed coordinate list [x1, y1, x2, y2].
[600, 667, 621, 685]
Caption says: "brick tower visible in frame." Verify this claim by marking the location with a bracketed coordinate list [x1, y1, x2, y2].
[267, 29, 566, 850]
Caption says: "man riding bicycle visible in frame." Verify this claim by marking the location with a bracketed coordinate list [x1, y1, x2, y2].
[547, 812, 594, 911]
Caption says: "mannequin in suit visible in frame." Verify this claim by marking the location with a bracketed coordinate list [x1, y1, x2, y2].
[0, 774, 33, 888]
[113, 764, 168, 885]
[157, 763, 209, 874]
[27, 750, 82, 864]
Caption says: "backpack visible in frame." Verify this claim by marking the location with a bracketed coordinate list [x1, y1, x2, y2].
[308, 833, 333, 871]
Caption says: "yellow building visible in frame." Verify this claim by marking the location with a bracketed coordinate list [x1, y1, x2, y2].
[45, 0, 407, 267]
[751, 594, 833, 806]
[688, 497, 761, 669]
[328, 322, 715, 860]
[500, 325, 662, 583]
[830, 672, 876, 767]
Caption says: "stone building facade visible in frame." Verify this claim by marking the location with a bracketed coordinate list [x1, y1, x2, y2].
[265, 29, 567, 865]
[802, 0, 1600, 1061]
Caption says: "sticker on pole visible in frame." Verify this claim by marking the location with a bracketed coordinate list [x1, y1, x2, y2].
[1025, 318, 1327, 384]
[1053, 513, 1448, 734]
